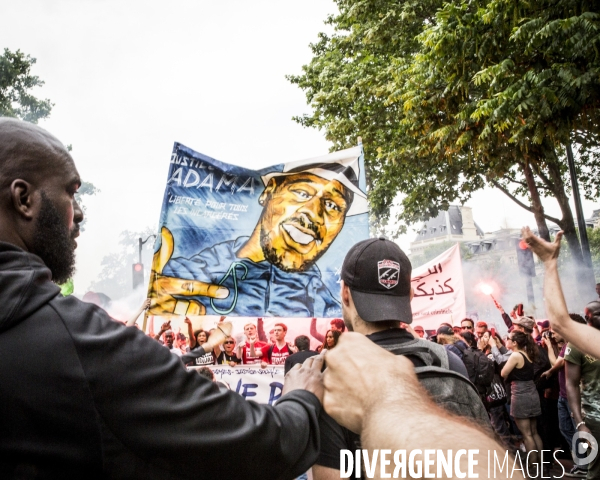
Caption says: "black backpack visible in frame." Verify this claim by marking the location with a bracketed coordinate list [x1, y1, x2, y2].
[455, 342, 495, 393]
[383, 340, 491, 429]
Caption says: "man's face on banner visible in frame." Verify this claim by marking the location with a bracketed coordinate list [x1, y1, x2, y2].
[258, 173, 351, 272]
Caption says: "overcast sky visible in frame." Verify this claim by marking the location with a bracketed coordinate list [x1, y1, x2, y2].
[3, 0, 598, 295]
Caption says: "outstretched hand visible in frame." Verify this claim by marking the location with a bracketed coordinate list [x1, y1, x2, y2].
[283, 356, 324, 403]
[148, 227, 230, 316]
[521, 227, 563, 264]
[322, 332, 417, 434]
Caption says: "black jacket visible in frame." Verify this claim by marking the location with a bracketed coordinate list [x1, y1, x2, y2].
[0, 243, 320, 480]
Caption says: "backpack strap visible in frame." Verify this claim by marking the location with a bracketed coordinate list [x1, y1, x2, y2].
[385, 345, 443, 368]
[414, 366, 480, 395]
[268, 344, 275, 362]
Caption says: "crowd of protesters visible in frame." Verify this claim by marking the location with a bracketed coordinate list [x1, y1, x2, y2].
[397, 297, 599, 478]
[148, 315, 343, 367]
[133, 279, 600, 477]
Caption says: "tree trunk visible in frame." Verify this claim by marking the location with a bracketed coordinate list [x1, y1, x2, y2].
[522, 159, 551, 241]
[544, 149, 596, 299]
[544, 155, 583, 264]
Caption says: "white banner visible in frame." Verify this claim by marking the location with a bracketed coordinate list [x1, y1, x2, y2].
[411, 244, 466, 331]
[189, 364, 285, 405]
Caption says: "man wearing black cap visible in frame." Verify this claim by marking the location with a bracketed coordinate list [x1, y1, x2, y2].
[313, 237, 487, 480]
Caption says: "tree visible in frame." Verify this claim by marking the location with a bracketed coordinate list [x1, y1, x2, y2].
[290, 0, 600, 292]
[88, 227, 156, 300]
[0, 48, 53, 123]
[399, 0, 599, 287]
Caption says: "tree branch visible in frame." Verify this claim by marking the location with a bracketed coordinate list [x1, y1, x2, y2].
[502, 174, 529, 189]
[530, 164, 555, 192]
[489, 179, 563, 226]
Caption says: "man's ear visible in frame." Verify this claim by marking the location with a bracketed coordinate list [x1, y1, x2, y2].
[409, 286, 414, 302]
[10, 179, 37, 220]
[258, 178, 277, 206]
[340, 280, 351, 307]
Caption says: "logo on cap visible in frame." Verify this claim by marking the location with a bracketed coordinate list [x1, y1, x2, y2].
[378, 260, 400, 289]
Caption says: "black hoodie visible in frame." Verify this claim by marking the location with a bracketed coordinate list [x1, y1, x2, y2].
[0, 242, 320, 479]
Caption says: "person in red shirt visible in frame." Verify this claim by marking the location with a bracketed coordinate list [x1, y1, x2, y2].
[251, 323, 292, 367]
[238, 321, 267, 364]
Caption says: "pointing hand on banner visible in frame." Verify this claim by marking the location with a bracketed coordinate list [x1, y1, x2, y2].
[149, 227, 230, 316]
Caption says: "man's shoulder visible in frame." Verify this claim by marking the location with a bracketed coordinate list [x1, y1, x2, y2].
[287, 351, 318, 363]
[564, 342, 582, 363]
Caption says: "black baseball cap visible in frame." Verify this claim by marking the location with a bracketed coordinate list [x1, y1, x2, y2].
[436, 325, 454, 336]
[341, 237, 412, 323]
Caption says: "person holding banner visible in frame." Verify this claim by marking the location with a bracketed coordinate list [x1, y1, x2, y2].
[0, 118, 325, 480]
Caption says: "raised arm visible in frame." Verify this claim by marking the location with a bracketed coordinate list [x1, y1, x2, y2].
[153, 321, 170, 341]
[126, 299, 151, 327]
[322, 333, 524, 480]
[182, 317, 197, 350]
[257, 317, 268, 343]
[310, 317, 325, 344]
[522, 227, 600, 358]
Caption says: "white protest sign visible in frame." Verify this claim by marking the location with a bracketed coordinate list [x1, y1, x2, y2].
[411, 244, 466, 331]
[189, 364, 285, 405]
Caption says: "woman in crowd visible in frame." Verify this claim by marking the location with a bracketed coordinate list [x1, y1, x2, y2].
[501, 331, 543, 470]
[215, 336, 241, 366]
[188, 329, 216, 366]
[318, 330, 340, 352]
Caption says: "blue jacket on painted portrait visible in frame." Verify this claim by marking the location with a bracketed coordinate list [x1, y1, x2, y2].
[162, 237, 341, 317]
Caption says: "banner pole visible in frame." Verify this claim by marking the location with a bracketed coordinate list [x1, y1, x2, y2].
[142, 310, 149, 334]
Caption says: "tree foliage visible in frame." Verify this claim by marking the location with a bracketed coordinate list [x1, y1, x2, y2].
[290, 0, 600, 269]
[0, 48, 53, 123]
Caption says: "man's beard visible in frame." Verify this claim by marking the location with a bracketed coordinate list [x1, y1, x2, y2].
[31, 191, 78, 284]
[260, 222, 326, 273]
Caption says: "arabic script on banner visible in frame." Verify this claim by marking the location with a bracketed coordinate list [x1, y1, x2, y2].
[410, 244, 466, 330]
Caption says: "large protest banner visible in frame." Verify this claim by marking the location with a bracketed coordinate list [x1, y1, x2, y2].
[146, 142, 369, 319]
[410, 244, 466, 331]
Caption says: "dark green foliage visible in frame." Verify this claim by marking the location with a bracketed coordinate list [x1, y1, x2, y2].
[0, 48, 53, 123]
[289, 0, 600, 254]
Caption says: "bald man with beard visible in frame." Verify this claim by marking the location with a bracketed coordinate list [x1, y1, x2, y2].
[0, 118, 324, 480]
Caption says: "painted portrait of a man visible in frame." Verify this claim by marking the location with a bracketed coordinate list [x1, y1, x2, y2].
[149, 146, 368, 317]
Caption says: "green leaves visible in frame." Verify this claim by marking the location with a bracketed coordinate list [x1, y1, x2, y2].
[289, 0, 600, 240]
[0, 48, 53, 123]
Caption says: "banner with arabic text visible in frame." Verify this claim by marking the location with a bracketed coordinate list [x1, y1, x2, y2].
[410, 244, 466, 330]
[147, 143, 370, 318]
